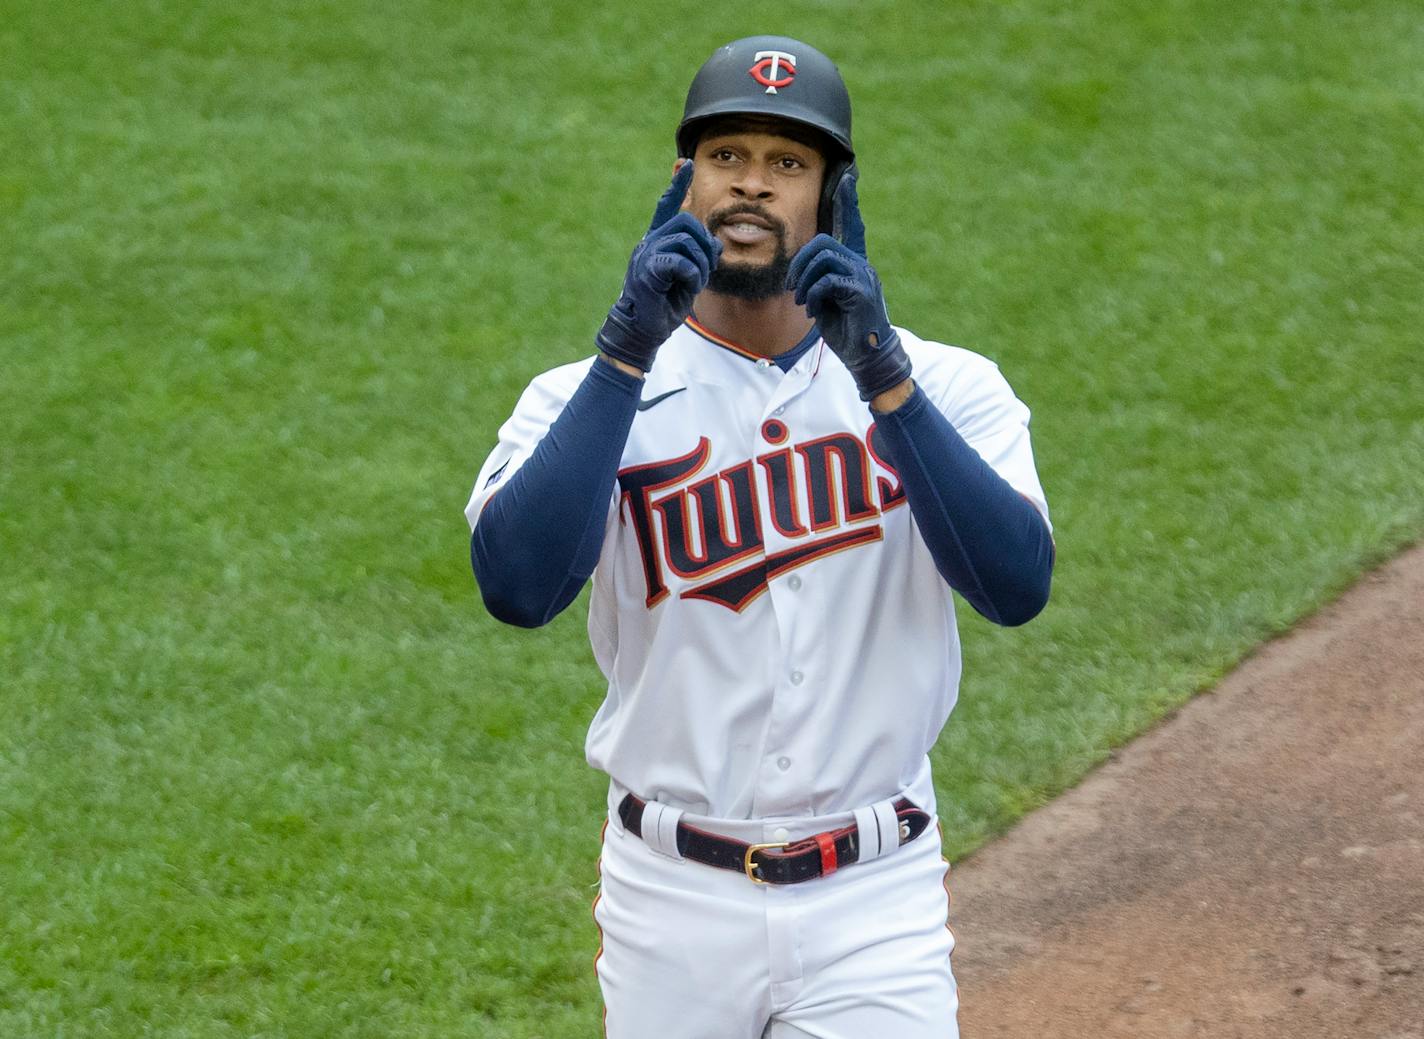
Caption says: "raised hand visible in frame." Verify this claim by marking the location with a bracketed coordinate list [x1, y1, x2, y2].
[596, 162, 722, 373]
[786, 173, 912, 402]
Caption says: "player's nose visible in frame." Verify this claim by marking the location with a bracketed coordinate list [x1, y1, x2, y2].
[731, 162, 774, 200]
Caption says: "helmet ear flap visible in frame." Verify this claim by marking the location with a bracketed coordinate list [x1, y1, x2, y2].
[818, 159, 857, 237]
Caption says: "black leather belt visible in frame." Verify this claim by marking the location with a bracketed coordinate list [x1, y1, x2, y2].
[616, 794, 931, 885]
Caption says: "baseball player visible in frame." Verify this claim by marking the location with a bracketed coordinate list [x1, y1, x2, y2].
[466, 36, 1053, 1038]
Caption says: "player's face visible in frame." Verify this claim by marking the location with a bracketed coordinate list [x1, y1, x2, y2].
[682, 130, 826, 300]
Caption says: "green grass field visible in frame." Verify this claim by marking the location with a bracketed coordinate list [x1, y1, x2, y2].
[3, 1, 1421, 1035]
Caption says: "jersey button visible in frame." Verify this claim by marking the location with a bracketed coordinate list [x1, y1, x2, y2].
[790, 670, 804, 686]
[777, 756, 792, 771]
[756, 358, 772, 369]
[771, 826, 790, 842]
[787, 575, 802, 591]
[773, 405, 786, 416]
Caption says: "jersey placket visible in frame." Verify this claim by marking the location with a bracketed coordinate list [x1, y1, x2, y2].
[749, 349, 823, 818]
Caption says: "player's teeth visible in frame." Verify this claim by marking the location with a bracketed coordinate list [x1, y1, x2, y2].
[734, 223, 760, 232]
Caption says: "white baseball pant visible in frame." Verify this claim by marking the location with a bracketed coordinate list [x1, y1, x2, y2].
[593, 801, 958, 1038]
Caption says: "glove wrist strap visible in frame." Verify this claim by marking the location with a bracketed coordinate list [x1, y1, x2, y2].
[849, 333, 913, 401]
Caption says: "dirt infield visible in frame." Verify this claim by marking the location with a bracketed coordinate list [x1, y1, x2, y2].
[949, 542, 1424, 1039]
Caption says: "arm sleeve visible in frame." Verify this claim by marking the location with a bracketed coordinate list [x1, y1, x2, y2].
[467, 357, 642, 628]
[872, 381, 1054, 627]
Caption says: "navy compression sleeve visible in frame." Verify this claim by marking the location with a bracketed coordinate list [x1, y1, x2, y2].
[471, 358, 641, 627]
[871, 383, 1054, 626]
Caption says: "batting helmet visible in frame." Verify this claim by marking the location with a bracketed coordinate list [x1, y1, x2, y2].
[677, 36, 856, 236]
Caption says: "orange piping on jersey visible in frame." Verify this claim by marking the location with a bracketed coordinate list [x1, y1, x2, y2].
[684, 316, 764, 361]
[685, 317, 829, 377]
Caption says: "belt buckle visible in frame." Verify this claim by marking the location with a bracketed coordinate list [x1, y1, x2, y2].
[743, 841, 789, 885]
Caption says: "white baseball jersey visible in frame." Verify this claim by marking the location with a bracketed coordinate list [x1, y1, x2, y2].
[466, 319, 1049, 821]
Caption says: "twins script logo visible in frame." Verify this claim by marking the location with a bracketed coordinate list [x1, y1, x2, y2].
[748, 50, 796, 94]
[617, 420, 906, 612]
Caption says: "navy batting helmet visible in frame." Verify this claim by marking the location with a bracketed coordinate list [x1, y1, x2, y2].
[677, 36, 857, 235]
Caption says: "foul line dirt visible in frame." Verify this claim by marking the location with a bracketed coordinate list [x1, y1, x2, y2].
[949, 541, 1424, 1039]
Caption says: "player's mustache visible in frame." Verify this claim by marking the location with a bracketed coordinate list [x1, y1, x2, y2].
[706, 204, 786, 239]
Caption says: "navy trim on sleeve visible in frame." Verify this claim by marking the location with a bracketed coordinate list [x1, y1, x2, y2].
[871, 384, 1053, 626]
[471, 358, 642, 627]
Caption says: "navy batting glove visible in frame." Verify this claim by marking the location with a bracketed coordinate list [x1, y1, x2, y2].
[596, 162, 721, 373]
[786, 174, 912, 401]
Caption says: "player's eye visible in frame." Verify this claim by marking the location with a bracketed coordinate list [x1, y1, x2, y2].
[711, 148, 738, 162]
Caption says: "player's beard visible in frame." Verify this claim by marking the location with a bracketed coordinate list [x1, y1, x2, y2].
[705, 205, 794, 302]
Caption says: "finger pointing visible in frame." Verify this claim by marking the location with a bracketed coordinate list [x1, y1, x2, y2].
[648, 160, 696, 235]
[831, 170, 867, 259]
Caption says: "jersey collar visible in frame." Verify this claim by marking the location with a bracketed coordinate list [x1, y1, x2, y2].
[684, 316, 822, 372]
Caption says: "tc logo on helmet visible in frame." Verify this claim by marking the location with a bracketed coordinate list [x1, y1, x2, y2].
[749, 50, 796, 94]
